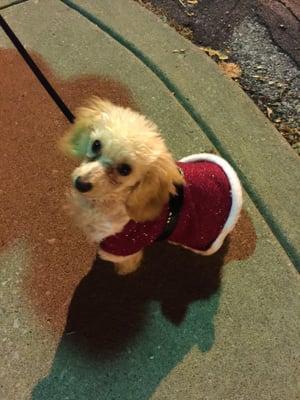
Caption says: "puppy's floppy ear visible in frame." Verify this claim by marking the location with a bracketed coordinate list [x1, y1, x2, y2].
[126, 153, 185, 222]
[59, 97, 113, 158]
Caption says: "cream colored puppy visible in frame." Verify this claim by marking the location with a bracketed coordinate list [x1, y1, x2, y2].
[61, 98, 184, 274]
[61, 98, 242, 275]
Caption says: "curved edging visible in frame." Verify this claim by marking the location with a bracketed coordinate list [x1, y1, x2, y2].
[60, 0, 299, 270]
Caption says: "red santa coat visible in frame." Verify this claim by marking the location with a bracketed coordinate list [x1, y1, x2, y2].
[100, 154, 243, 257]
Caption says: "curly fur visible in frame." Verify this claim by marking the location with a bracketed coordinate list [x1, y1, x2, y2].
[61, 98, 184, 274]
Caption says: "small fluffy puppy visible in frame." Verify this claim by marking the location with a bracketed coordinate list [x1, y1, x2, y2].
[61, 98, 242, 275]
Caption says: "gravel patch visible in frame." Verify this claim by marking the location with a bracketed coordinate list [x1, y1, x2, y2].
[135, 0, 300, 155]
[229, 17, 300, 153]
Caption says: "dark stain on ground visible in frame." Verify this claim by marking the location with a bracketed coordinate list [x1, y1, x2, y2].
[0, 48, 256, 400]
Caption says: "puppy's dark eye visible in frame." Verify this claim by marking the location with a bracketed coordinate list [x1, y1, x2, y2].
[117, 163, 132, 176]
[91, 140, 102, 155]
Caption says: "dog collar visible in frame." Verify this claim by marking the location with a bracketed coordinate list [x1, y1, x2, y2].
[156, 168, 184, 241]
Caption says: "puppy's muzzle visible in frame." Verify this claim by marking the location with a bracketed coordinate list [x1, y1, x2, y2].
[74, 176, 93, 193]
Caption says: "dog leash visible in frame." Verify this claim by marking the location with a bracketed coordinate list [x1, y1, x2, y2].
[0, 15, 75, 124]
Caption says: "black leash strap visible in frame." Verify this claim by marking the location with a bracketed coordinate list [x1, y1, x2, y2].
[0, 15, 75, 123]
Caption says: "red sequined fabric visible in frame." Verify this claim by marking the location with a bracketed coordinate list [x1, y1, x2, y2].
[100, 160, 232, 256]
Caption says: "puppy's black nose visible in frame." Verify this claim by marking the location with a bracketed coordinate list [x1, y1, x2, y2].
[74, 176, 93, 193]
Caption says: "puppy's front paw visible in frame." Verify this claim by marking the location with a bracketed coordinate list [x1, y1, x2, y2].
[114, 251, 143, 275]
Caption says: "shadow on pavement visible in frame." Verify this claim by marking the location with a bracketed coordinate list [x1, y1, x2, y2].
[31, 241, 225, 400]
[32, 207, 256, 400]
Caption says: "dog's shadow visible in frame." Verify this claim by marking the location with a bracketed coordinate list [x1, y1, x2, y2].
[31, 241, 226, 400]
[31, 209, 256, 399]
